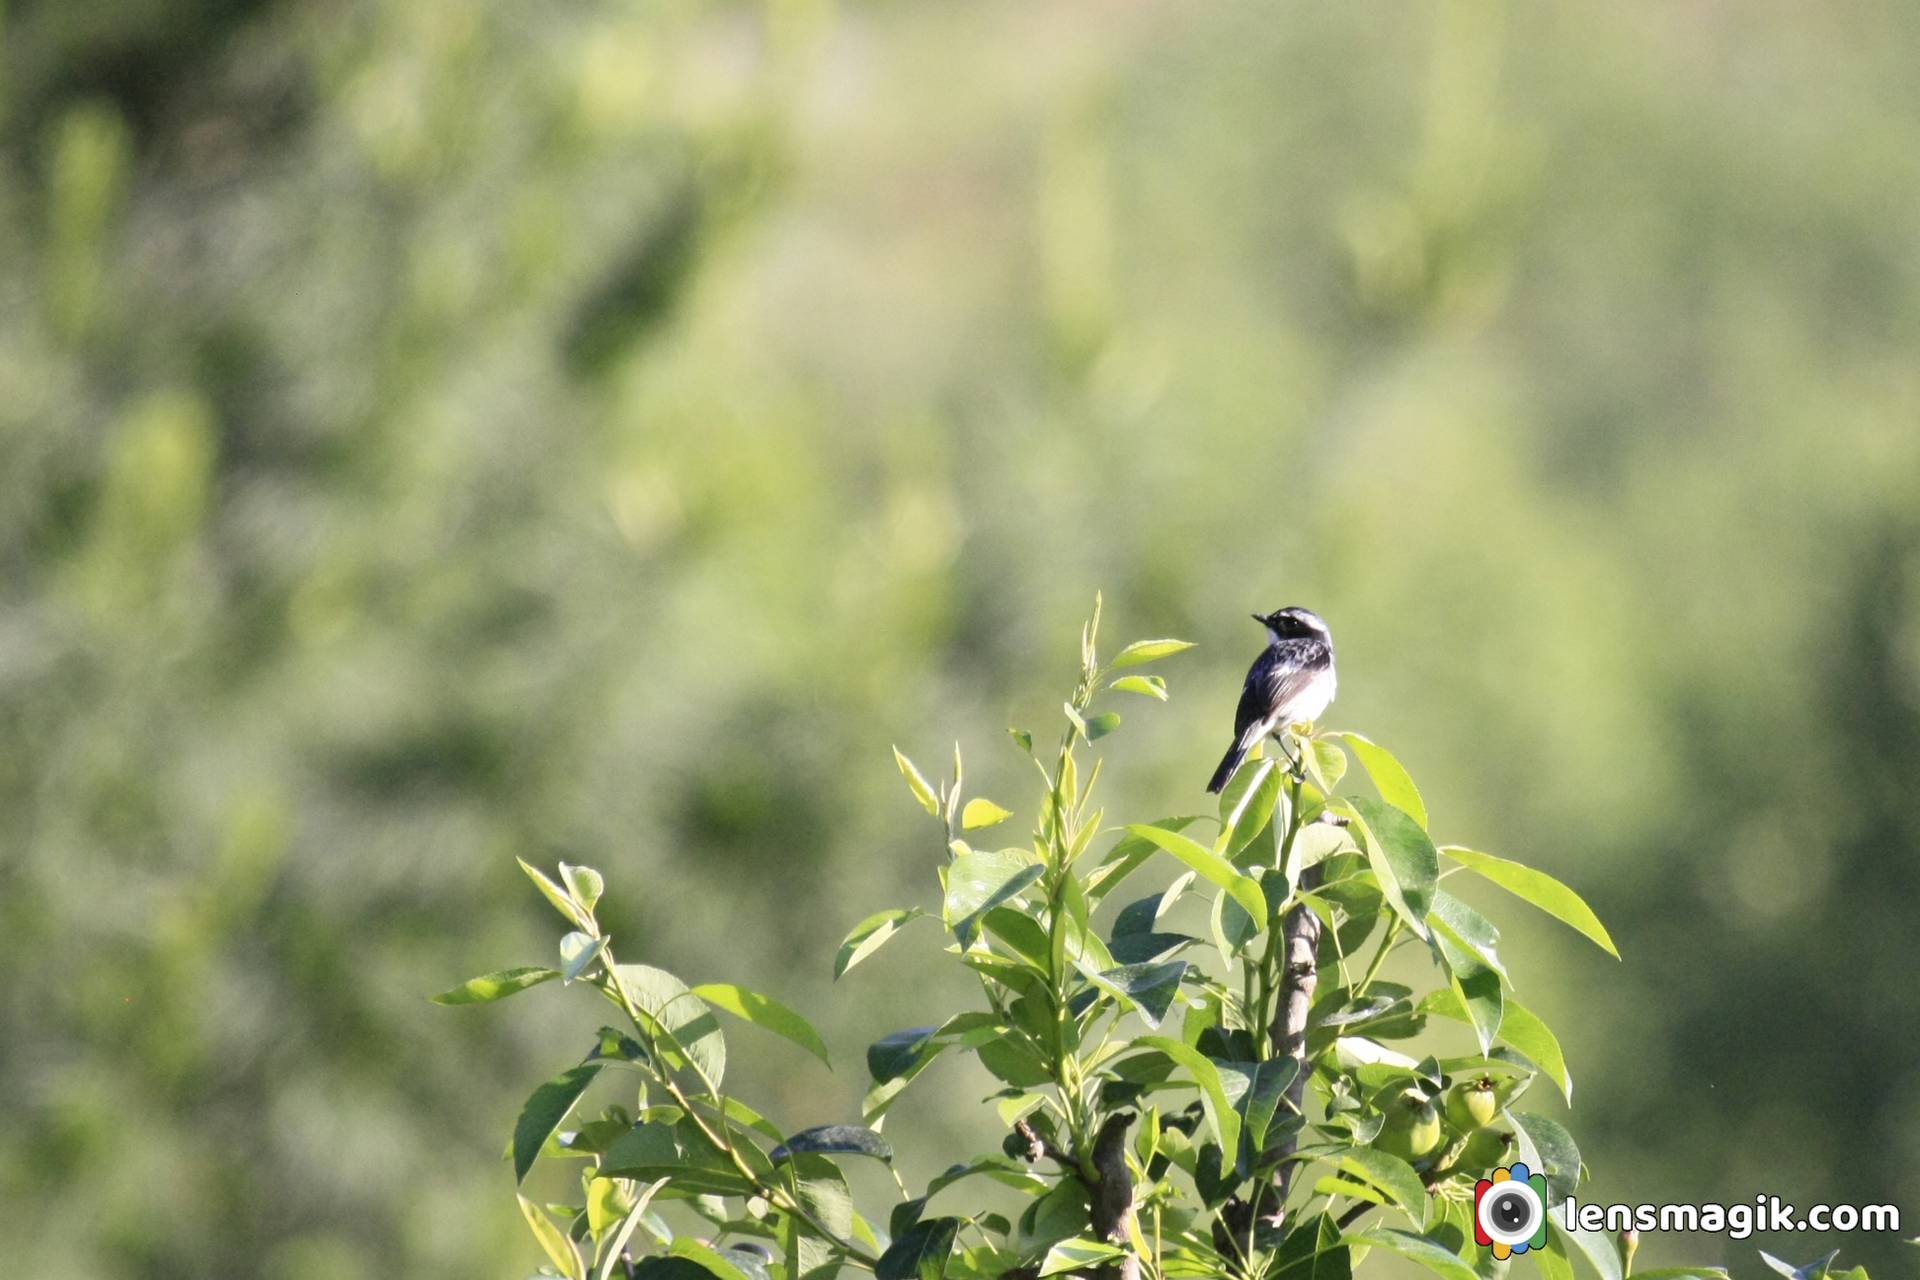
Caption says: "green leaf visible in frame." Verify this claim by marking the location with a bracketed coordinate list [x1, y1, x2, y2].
[893, 747, 940, 815]
[1497, 996, 1572, 1103]
[1088, 814, 1203, 903]
[595, 1178, 669, 1280]
[612, 964, 726, 1087]
[513, 1062, 603, 1183]
[1123, 824, 1266, 927]
[1534, 1228, 1578, 1280]
[961, 798, 1014, 830]
[519, 1193, 585, 1280]
[430, 966, 559, 1006]
[1085, 711, 1121, 740]
[1309, 739, 1348, 791]
[1426, 889, 1504, 978]
[1084, 961, 1188, 1029]
[1133, 1035, 1240, 1156]
[1333, 734, 1428, 829]
[1109, 674, 1168, 701]
[561, 932, 606, 983]
[671, 1238, 759, 1280]
[1340, 1229, 1475, 1280]
[1440, 848, 1619, 959]
[1112, 638, 1197, 667]
[1348, 797, 1439, 937]
[771, 1123, 894, 1163]
[690, 983, 831, 1068]
[520, 858, 592, 930]
[1039, 1239, 1126, 1275]
[877, 1216, 960, 1280]
[835, 908, 926, 980]
[1433, 931, 1502, 1054]
[561, 862, 605, 913]
[1550, 1218, 1623, 1280]
[1009, 727, 1033, 753]
[598, 1123, 752, 1196]
[1218, 758, 1282, 861]
[1337, 1148, 1428, 1229]
[1511, 1111, 1582, 1206]
[945, 847, 1044, 946]
[1213, 1057, 1299, 1171]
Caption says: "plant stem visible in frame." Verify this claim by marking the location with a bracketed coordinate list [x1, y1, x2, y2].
[599, 946, 881, 1268]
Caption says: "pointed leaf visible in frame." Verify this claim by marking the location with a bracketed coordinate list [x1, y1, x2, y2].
[561, 932, 607, 984]
[514, 1063, 603, 1183]
[431, 966, 559, 1006]
[1109, 674, 1168, 701]
[1338, 1148, 1428, 1229]
[1441, 848, 1619, 958]
[1084, 961, 1188, 1029]
[1341, 1229, 1475, 1280]
[1133, 1035, 1240, 1155]
[877, 1216, 960, 1280]
[519, 1194, 585, 1280]
[561, 862, 605, 913]
[612, 964, 726, 1087]
[835, 908, 926, 980]
[1123, 824, 1266, 927]
[1333, 734, 1428, 829]
[1497, 996, 1572, 1103]
[1040, 1239, 1126, 1275]
[1433, 931, 1502, 1054]
[520, 858, 591, 930]
[961, 799, 1014, 830]
[771, 1124, 894, 1163]
[1348, 797, 1438, 937]
[893, 747, 940, 815]
[1112, 638, 1196, 667]
[691, 983, 831, 1068]
[945, 848, 1044, 946]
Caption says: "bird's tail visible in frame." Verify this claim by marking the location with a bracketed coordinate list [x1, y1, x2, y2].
[1205, 743, 1247, 794]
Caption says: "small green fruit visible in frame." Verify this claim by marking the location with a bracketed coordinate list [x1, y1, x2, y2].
[1375, 1089, 1442, 1162]
[1445, 1077, 1500, 1132]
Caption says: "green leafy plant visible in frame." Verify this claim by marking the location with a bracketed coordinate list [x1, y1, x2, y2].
[443, 596, 1774, 1280]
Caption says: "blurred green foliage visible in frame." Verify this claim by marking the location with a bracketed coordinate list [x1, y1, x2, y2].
[1, 1, 1916, 1277]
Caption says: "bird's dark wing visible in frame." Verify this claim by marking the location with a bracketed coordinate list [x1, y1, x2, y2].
[1232, 640, 1329, 747]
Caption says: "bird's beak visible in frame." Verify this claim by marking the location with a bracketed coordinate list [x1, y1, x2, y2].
[1251, 613, 1266, 625]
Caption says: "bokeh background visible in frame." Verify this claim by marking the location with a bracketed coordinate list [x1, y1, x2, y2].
[4, 1, 1918, 1276]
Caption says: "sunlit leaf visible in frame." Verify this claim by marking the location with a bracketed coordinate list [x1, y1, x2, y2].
[1338, 1148, 1428, 1229]
[1132, 1036, 1240, 1155]
[1039, 1239, 1126, 1275]
[961, 798, 1014, 830]
[519, 1193, 585, 1280]
[561, 931, 606, 983]
[835, 908, 927, 980]
[1109, 674, 1168, 701]
[1340, 1229, 1475, 1280]
[430, 966, 559, 1006]
[1333, 734, 1428, 829]
[1441, 848, 1619, 959]
[1123, 823, 1266, 926]
[892, 747, 940, 815]
[691, 983, 831, 1068]
[1348, 797, 1438, 937]
[1112, 638, 1196, 667]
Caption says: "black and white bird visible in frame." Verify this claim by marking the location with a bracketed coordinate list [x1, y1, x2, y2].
[1205, 606, 1337, 794]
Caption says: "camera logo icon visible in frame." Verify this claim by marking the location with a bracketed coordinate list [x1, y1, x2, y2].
[1474, 1162, 1549, 1259]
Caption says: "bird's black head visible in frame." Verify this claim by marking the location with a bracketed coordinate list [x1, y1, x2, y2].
[1252, 606, 1330, 641]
